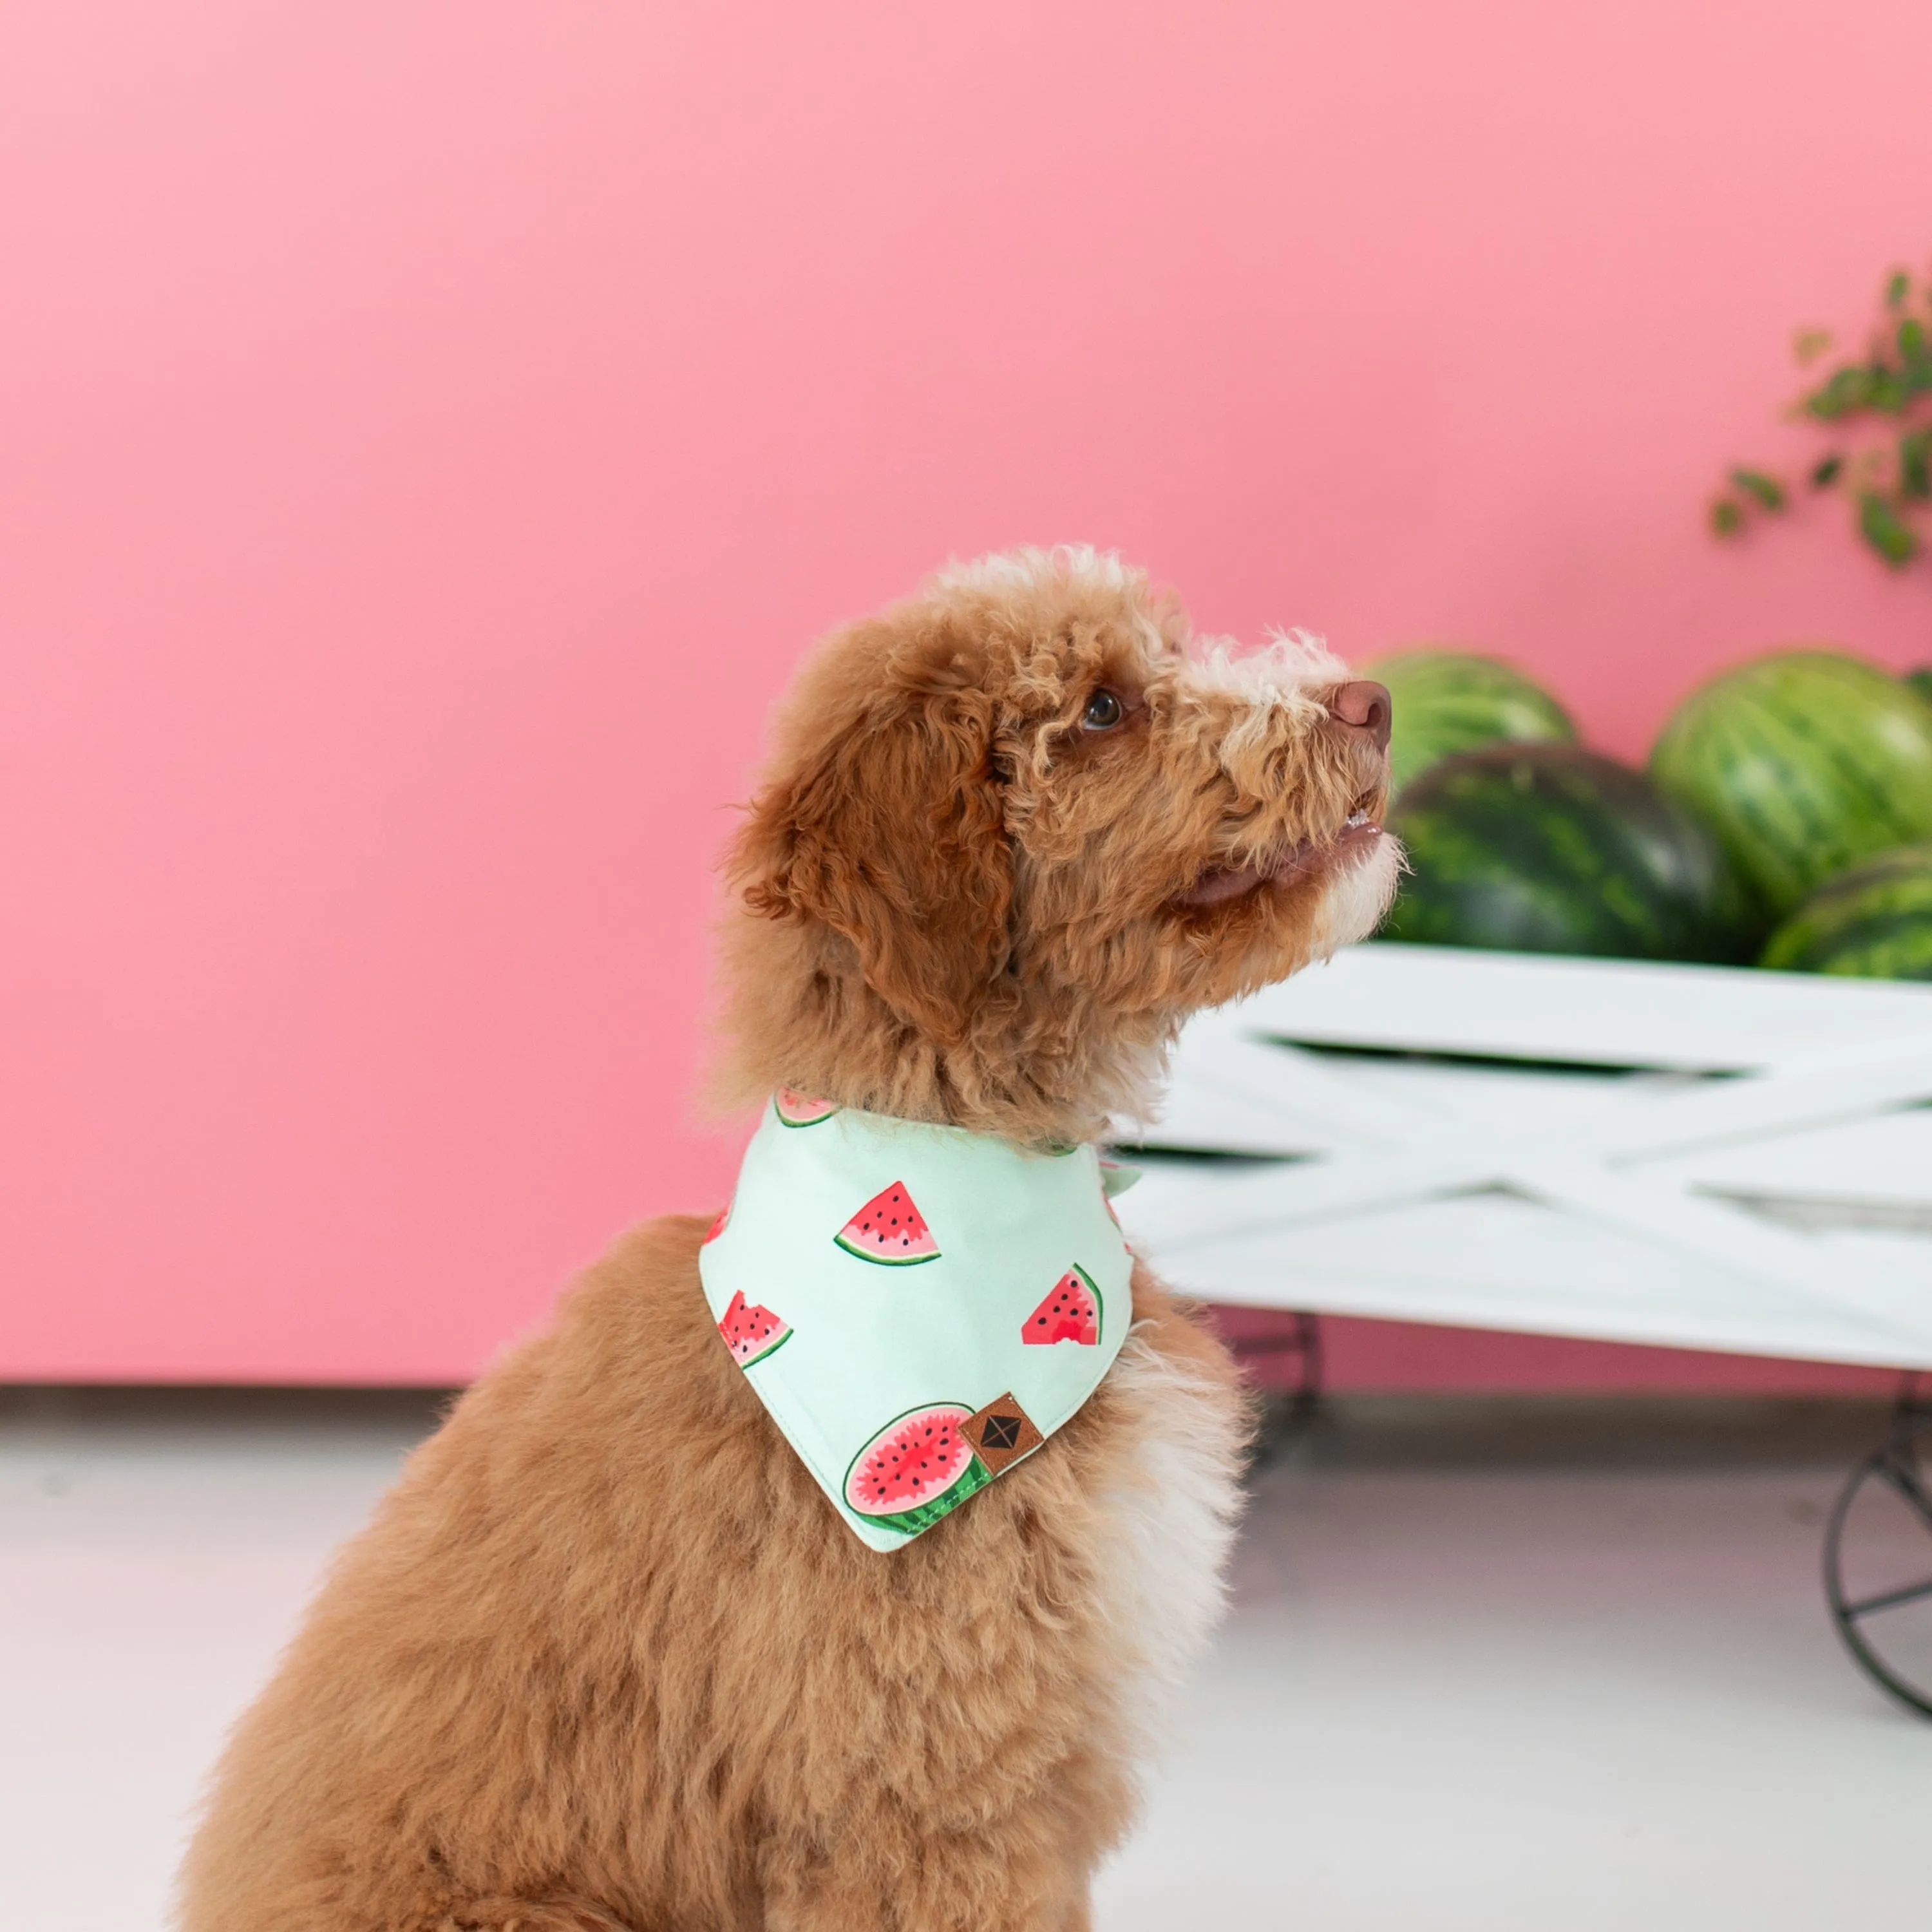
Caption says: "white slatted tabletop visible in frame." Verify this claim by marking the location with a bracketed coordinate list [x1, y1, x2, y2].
[1117, 946, 1932, 1370]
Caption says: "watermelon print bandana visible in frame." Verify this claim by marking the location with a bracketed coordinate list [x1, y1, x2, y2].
[698, 1093, 1137, 1551]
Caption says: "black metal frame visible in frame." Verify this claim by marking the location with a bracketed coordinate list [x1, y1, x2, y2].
[1823, 1373, 1932, 1720]
[1229, 1309, 1325, 1457]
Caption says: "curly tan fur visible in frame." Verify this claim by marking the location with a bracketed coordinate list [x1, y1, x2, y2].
[714, 548, 1394, 1142]
[176, 548, 1396, 1932]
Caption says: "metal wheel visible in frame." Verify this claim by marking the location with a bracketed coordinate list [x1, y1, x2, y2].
[1824, 1399, 1932, 1719]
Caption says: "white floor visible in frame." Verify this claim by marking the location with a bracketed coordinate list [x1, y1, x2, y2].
[3, 1390, 1927, 1931]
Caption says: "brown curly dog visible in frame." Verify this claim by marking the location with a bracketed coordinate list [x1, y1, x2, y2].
[176, 547, 1396, 1932]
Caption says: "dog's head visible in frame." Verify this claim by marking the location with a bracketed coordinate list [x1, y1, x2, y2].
[719, 546, 1399, 1137]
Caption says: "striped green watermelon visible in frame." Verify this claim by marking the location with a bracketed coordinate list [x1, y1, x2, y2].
[1384, 744, 1757, 961]
[1360, 649, 1578, 795]
[1759, 844, 1932, 979]
[1649, 651, 1932, 918]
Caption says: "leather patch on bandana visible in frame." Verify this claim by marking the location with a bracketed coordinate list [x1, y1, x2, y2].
[961, 1393, 1044, 1476]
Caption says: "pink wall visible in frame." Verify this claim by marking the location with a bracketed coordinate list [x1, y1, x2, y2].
[5, 1, 1931, 1384]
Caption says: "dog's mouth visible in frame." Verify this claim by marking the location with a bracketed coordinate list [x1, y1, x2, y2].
[1175, 808, 1383, 910]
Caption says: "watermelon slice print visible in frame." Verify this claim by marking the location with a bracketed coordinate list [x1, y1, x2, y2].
[775, 1088, 838, 1128]
[1021, 1264, 1102, 1347]
[833, 1182, 940, 1266]
[703, 1204, 730, 1244]
[717, 1290, 791, 1368]
[844, 1403, 990, 1535]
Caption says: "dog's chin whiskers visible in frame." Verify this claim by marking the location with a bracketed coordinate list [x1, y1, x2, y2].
[1308, 830, 1403, 958]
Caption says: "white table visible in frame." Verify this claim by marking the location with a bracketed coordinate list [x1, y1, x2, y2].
[1122, 945, 1932, 1368]
[1117, 945, 1932, 1712]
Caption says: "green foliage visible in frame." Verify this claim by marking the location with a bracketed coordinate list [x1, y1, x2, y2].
[1730, 468, 1785, 511]
[1902, 427, 1932, 498]
[1861, 491, 1919, 564]
[1712, 263, 1932, 567]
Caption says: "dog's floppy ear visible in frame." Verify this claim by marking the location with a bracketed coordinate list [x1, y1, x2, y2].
[738, 683, 1011, 1043]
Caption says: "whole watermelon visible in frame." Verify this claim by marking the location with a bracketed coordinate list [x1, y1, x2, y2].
[1759, 844, 1932, 979]
[1649, 651, 1932, 918]
[1361, 649, 1577, 795]
[1385, 743, 1757, 961]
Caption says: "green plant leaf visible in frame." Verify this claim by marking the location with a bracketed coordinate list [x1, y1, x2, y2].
[1869, 371, 1912, 414]
[1857, 491, 1918, 565]
[1710, 497, 1745, 538]
[1810, 453, 1844, 489]
[1901, 428, 1932, 499]
[1728, 468, 1786, 511]
[1805, 365, 1875, 419]
[1886, 269, 1911, 308]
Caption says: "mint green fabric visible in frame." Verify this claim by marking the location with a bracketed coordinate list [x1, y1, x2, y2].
[699, 1095, 1134, 1551]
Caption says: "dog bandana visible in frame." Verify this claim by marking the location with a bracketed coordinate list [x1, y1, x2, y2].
[698, 1091, 1137, 1551]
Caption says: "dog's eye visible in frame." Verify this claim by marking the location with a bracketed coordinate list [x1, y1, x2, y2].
[1082, 688, 1124, 731]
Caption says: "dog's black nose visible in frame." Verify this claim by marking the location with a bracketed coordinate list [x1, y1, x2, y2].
[1327, 679, 1392, 752]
